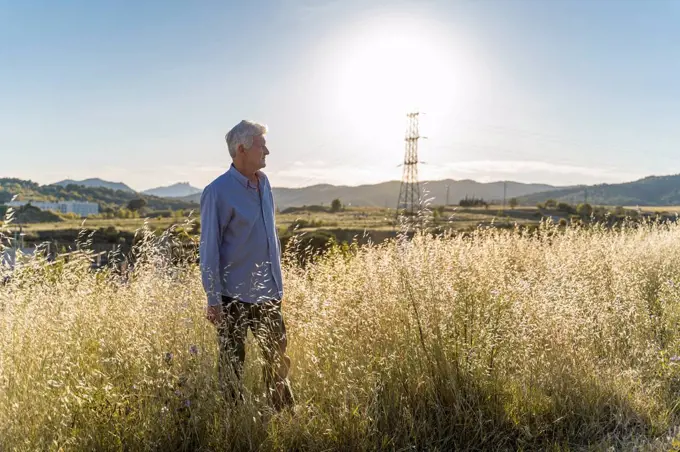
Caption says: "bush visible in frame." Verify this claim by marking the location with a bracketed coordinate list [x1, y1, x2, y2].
[459, 196, 488, 208]
[147, 210, 173, 219]
[287, 218, 327, 230]
[557, 202, 576, 214]
[12, 205, 63, 223]
[100, 225, 119, 243]
[577, 203, 593, 217]
[281, 205, 328, 214]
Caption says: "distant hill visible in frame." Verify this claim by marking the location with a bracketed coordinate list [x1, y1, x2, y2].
[517, 174, 680, 206]
[181, 179, 558, 209]
[142, 182, 202, 198]
[0, 178, 198, 212]
[53, 178, 135, 193]
[12, 172, 680, 212]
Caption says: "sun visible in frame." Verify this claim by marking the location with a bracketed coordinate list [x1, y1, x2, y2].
[336, 33, 445, 113]
[327, 15, 462, 139]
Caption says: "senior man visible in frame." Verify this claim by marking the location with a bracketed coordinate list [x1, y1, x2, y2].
[199, 120, 293, 410]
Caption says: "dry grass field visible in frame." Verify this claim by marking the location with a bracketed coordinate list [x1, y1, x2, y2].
[4, 206, 542, 239]
[7, 204, 675, 239]
[3, 218, 680, 450]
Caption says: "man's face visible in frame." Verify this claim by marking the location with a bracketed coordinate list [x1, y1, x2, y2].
[241, 134, 269, 170]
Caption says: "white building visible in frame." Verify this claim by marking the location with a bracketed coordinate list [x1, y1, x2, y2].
[6, 200, 99, 217]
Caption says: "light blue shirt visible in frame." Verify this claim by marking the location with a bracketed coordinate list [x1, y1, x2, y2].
[199, 165, 283, 306]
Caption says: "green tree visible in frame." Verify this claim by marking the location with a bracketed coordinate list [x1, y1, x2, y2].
[330, 198, 342, 212]
[509, 198, 518, 209]
[577, 203, 593, 217]
[127, 198, 147, 211]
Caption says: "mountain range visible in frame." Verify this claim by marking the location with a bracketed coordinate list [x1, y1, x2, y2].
[13, 173, 680, 209]
[54, 178, 135, 193]
[180, 174, 680, 208]
[46, 178, 558, 209]
[53, 179, 202, 198]
[516, 174, 680, 206]
[141, 182, 202, 198]
[179, 180, 558, 209]
[0, 178, 198, 211]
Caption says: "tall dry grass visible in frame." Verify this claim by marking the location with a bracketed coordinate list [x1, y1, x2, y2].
[2, 219, 680, 450]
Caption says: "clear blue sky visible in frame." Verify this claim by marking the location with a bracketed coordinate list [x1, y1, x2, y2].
[1, 0, 679, 190]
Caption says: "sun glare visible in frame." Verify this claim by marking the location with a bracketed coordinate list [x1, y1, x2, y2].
[336, 35, 447, 113]
[330, 17, 460, 131]
[314, 14, 469, 164]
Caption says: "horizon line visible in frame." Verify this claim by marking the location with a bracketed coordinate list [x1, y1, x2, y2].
[3, 172, 674, 194]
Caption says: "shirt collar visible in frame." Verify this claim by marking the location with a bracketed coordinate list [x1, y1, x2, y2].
[228, 164, 261, 190]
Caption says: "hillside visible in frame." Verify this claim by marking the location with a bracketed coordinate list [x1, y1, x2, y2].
[517, 174, 680, 206]
[53, 178, 135, 193]
[142, 182, 202, 198]
[182, 179, 558, 209]
[0, 204, 63, 223]
[10, 172, 680, 211]
[0, 178, 198, 211]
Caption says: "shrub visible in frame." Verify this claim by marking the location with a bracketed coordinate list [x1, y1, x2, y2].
[280, 205, 328, 214]
[459, 196, 488, 208]
[287, 218, 326, 230]
[577, 203, 593, 217]
[557, 202, 576, 214]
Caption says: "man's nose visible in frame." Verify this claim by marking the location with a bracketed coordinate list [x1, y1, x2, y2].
[264, 146, 270, 155]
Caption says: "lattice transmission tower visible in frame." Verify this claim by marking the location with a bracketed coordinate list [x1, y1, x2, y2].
[396, 112, 422, 218]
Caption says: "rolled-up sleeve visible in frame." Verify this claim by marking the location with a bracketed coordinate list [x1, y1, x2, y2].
[199, 186, 224, 307]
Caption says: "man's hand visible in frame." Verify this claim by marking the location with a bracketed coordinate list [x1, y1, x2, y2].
[206, 304, 223, 326]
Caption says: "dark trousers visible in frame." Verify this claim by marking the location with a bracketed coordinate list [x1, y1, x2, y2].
[218, 296, 294, 410]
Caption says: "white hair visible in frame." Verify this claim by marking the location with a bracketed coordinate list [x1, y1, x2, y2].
[225, 120, 268, 158]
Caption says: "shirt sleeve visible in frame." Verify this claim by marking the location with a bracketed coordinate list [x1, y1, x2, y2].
[199, 185, 225, 307]
[265, 177, 279, 234]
